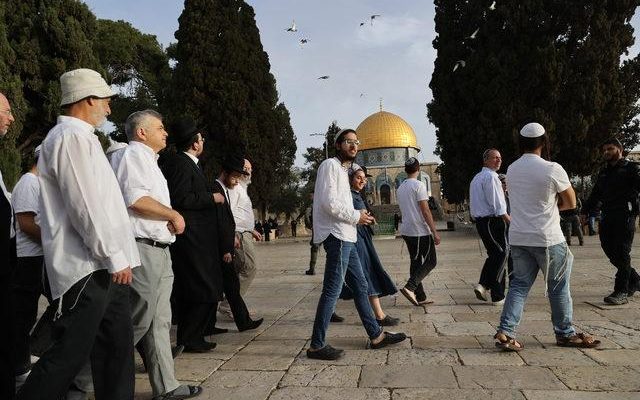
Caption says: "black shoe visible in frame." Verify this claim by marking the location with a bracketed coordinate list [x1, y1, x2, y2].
[210, 327, 229, 335]
[330, 312, 344, 323]
[153, 385, 203, 400]
[305, 268, 315, 275]
[628, 283, 640, 297]
[238, 317, 264, 332]
[171, 345, 184, 359]
[183, 341, 216, 353]
[377, 315, 400, 326]
[306, 344, 344, 360]
[604, 291, 629, 305]
[369, 331, 407, 349]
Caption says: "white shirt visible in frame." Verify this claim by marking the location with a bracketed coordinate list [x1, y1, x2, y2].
[469, 167, 508, 218]
[38, 116, 140, 300]
[11, 172, 43, 257]
[228, 180, 255, 232]
[507, 153, 570, 247]
[397, 178, 432, 237]
[312, 158, 360, 243]
[0, 169, 14, 238]
[111, 141, 175, 244]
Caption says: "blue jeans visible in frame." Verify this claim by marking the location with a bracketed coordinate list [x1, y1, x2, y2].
[310, 235, 383, 349]
[498, 243, 576, 339]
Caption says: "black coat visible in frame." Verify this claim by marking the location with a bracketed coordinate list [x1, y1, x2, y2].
[212, 180, 236, 257]
[0, 180, 15, 399]
[160, 152, 223, 302]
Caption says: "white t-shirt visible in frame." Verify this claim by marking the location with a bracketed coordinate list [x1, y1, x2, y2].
[397, 178, 432, 237]
[11, 172, 43, 257]
[507, 153, 570, 247]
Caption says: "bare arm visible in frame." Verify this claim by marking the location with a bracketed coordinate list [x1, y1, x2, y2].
[130, 196, 185, 234]
[15, 212, 41, 243]
[418, 200, 441, 245]
[557, 186, 577, 212]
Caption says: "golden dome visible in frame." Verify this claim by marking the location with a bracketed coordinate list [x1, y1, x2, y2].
[355, 110, 419, 151]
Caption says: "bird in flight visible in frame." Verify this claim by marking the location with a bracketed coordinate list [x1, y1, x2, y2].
[360, 22, 365, 27]
[300, 38, 309, 44]
[489, 1, 496, 10]
[370, 14, 381, 25]
[286, 20, 297, 32]
[317, 76, 330, 80]
[452, 60, 466, 72]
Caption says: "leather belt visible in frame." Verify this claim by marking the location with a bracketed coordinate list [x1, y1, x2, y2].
[135, 237, 170, 249]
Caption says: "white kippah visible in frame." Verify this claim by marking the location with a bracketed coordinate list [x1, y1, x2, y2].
[520, 122, 545, 138]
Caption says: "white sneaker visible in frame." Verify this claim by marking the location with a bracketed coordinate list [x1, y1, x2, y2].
[474, 284, 489, 302]
[492, 299, 505, 306]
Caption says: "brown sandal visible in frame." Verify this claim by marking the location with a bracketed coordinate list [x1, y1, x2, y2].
[494, 332, 524, 352]
[556, 332, 601, 348]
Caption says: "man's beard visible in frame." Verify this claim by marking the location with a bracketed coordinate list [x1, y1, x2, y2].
[240, 177, 251, 188]
[338, 149, 356, 162]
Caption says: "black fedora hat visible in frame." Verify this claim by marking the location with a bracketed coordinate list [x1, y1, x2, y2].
[222, 152, 249, 175]
[168, 117, 202, 145]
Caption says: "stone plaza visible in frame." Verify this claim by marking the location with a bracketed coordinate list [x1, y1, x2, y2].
[133, 225, 640, 400]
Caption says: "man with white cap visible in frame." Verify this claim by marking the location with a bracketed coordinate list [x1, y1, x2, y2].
[10, 145, 45, 388]
[494, 122, 600, 351]
[18, 68, 140, 400]
[306, 128, 406, 361]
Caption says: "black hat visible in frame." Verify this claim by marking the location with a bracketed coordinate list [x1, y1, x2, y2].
[222, 152, 249, 175]
[168, 117, 201, 145]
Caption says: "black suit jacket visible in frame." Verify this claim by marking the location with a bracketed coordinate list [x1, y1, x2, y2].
[0, 177, 15, 399]
[212, 180, 236, 257]
[160, 152, 223, 302]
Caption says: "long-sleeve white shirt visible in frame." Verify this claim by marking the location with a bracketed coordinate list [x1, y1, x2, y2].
[110, 141, 175, 244]
[228, 181, 255, 232]
[38, 115, 140, 300]
[469, 167, 507, 218]
[312, 157, 360, 243]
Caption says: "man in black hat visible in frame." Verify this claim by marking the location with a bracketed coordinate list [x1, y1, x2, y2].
[582, 137, 640, 305]
[210, 154, 263, 332]
[160, 117, 225, 352]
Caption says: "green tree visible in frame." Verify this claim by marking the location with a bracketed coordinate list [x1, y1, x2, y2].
[171, 0, 296, 213]
[428, 0, 640, 203]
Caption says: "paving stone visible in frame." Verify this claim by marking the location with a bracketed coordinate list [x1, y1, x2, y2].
[476, 335, 544, 349]
[457, 348, 525, 366]
[220, 340, 305, 371]
[360, 365, 458, 388]
[279, 365, 360, 387]
[174, 358, 224, 381]
[196, 386, 274, 400]
[387, 349, 460, 365]
[410, 312, 454, 322]
[551, 366, 640, 391]
[293, 349, 387, 366]
[268, 387, 390, 400]
[534, 335, 621, 350]
[574, 321, 640, 349]
[255, 323, 312, 340]
[411, 336, 482, 349]
[392, 388, 526, 400]
[202, 370, 284, 387]
[522, 390, 640, 400]
[583, 349, 640, 365]
[454, 366, 566, 389]
[519, 348, 598, 366]
[434, 321, 496, 336]
[426, 305, 475, 314]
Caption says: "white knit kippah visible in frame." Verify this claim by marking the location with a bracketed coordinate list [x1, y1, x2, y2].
[520, 122, 545, 138]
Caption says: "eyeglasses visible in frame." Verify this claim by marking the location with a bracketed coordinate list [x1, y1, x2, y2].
[0, 109, 13, 117]
[344, 139, 360, 146]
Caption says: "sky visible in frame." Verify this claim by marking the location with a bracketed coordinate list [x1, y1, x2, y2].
[83, 1, 640, 166]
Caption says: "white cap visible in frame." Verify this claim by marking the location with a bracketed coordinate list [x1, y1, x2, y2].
[520, 122, 545, 138]
[60, 68, 114, 106]
[34, 145, 41, 158]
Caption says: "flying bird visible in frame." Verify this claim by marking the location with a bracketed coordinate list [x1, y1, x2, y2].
[286, 20, 297, 32]
[370, 14, 381, 25]
[452, 60, 466, 72]
[468, 28, 479, 39]
[489, 1, 496, 10]
[300, 38, 309, 44]
[360, 22, 365, 27]
[317, 76, 330, 80]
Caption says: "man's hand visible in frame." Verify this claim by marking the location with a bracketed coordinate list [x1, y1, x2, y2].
[223, 253, 233, 263]
[112, 267, 133, 285]
[433, 232, 441, 245]
[501, 214, 511, 224]
[358, 210, 375, 225]
[252, 230, 262, 241]
[169, 211, 186, 235]
[234, 236, 241, 249]
[213, 193, 225, 204]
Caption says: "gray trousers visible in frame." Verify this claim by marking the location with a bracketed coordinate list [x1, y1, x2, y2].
[235, 232, 257, 296]
[131, 243, 179, 397]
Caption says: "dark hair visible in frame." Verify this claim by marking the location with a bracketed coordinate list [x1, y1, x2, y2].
[405, 157, 420, 174]
[519, 134, 550, 160]
[601, 137, 623, 150]
[335, 129, 356, 145]
[176, 134, 200, 152]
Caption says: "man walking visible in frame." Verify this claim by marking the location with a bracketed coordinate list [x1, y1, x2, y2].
[307, 128, 406, 361]
[469, 149, 510, 305]
[18, 68, 140, 399]
[111, 110, 201, 399]
[396, 157, 440, 306]
[494, 122, 599, 351]
[582, 138, 640, 305]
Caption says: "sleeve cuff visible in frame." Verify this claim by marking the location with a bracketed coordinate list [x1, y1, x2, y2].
[124, 189, 150, 208]
[104, 250, 129, 273]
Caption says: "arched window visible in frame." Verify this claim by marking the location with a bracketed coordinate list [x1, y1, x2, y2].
[380, 184, 391, 204]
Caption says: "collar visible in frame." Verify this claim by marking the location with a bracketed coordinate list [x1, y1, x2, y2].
[129, 141, 159, 160]
[216, 178, 229, 193]
[481, 166, 497, 174]
[183, 151, 199, 165]
[57, 115, 95, 133]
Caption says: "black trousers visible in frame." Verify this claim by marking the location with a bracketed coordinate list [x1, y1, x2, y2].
[1, 238, 17, 400]
[11, 256, 45, 375]
[560, 215, 584, 245]
[209, 262, 251, 331]
[476, 217, 509, 301]
[600, 211, 640, 293]
[17, 269, 134, 400]
[402, 235, 437, 301]
[176, 300, 216, 347]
